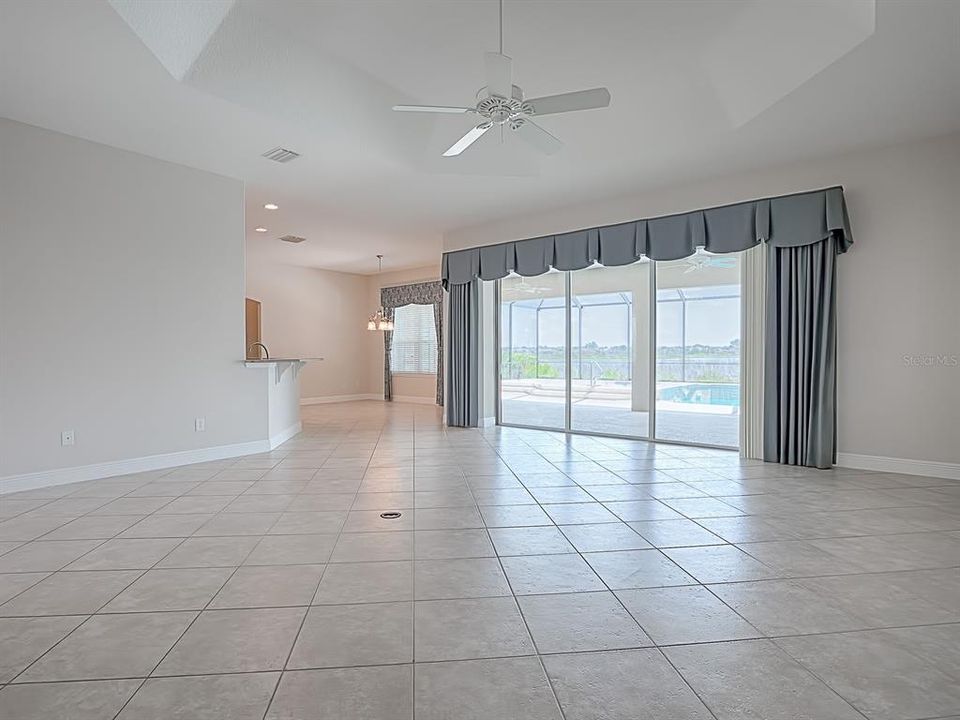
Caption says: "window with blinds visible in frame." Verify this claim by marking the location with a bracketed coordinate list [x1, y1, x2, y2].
[390, 303, 438, 374]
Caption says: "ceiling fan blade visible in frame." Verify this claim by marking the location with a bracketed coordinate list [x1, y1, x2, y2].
[525, 88, 611, 116]
[392, 105, 473, 114]
[484, 52, 513, 98]
[513, 119, 563, 155]
[442, 123, 491, 157]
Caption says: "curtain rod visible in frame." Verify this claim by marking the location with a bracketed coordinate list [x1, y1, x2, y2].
[444, 184, 845, 254]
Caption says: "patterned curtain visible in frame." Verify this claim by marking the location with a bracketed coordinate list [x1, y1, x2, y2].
[381, 306, 396, 401]
[380, 281, 444, 406]
[433, 301, 444, 406]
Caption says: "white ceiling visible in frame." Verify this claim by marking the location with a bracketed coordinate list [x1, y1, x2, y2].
[1, 0, 958, 274]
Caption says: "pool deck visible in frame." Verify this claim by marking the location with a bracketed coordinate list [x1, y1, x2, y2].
[500, 396, 739, 447]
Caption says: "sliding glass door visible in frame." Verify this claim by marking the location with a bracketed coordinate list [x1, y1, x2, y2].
[569, 262, 651, 438]
[497, 253, 741, 449]
[654, 253, 740, 447]
[499, 270, 567, 430]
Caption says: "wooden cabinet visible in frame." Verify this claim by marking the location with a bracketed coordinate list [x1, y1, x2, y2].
[245, 298, 262, 358]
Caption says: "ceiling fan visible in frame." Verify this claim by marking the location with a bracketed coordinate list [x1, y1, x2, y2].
[392, 0, 611, 157]
[510, 275, 557, 295]
[683, 250, 738, 274]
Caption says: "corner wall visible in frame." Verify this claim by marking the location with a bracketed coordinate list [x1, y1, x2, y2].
[0, 119, 270, 484]
[445, 133, 960, 472]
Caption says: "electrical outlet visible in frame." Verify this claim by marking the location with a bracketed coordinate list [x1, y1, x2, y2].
[195, 417, 206, 432]
[61, 430, 75, 446]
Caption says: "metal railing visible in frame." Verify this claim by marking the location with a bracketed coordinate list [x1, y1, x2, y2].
[501, 358, 740, 384]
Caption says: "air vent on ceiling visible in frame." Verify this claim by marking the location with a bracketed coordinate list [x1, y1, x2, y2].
[279, 235, 306, 244]
[262, 147, 301, 163]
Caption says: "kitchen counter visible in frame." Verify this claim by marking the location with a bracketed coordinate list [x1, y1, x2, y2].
[243, 357, 323, 366]
[243, 358, 322, 448]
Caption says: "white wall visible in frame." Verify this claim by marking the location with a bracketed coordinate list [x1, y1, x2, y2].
[445, 133, 960, 468]
[245, 262, 373, 401]
[0, 118, 271, 481]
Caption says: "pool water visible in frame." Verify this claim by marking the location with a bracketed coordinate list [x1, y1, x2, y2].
[658, 383, 740, 407]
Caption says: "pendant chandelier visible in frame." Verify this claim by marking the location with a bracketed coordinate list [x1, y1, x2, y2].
[367, 255, 394, 332]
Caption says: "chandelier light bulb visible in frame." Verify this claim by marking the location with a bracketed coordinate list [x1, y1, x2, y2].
[366, 255, 393, 332]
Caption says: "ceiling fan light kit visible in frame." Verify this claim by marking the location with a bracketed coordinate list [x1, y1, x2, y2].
[392, 0, 611, 157]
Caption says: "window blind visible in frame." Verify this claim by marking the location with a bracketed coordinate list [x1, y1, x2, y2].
[391, 303, 438, 374]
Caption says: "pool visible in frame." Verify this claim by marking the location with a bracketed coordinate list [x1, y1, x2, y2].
[658, 383, 740, 407]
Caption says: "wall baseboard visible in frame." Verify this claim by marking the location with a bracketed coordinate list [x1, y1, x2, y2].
[0, 421, 304, 496]
[391, 395, 437, 405]
[301, 394, 439, 406]
[301, 394, 380, 405]
[836, 452, 960, 481]
[268, 421, 302, 450]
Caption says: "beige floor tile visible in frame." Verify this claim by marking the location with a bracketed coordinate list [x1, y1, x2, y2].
[312, 560, 412, 604]
[1, 570, 141, 616]
[415, 596, 534, 661]
[265, 665, 412, 720]
[17, 611, 196, 681]
[616, 585, 759, 645]
[155, 607, 305, 675]
[209, 564, 324, 608]
[518, 591, 652, 653]
[103, 567, 233, 612]
[0, 679, 140, 720]
[117, 672, 279, 720]
[288, 602, 412, 669]
[544, 648, 713, 720]
[665, 639, 864, 720]
[415, 656, 562, 720]
[0, 615, 85, 682]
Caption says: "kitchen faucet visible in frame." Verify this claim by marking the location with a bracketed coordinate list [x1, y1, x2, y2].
[248, 342, 270, 359]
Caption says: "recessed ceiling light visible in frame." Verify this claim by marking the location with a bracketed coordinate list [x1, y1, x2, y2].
[264, 203, 279, 210]
[254, 227, 268, 233]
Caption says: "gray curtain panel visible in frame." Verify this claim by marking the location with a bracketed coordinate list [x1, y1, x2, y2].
[381, 306, 396, 401]
[446, 279, 479, 427]
[381, 281, 444, 405]
[763, 235, 840, 469]
[441, 186, 851, 288]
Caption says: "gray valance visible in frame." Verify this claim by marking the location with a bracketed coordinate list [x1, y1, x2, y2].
[381, 280, 444, 308]
[442, 186, 852, 288]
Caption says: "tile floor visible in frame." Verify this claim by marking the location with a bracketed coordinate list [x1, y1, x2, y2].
[0, 400, 958, 719]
